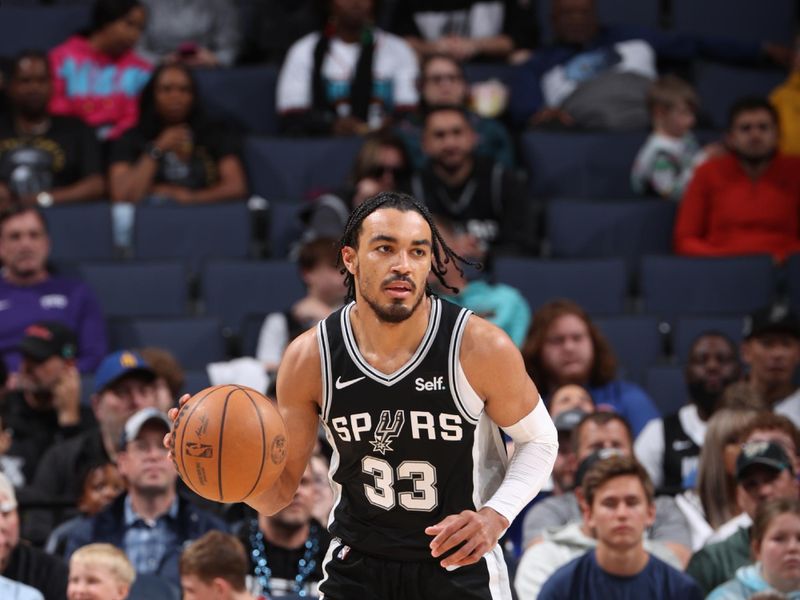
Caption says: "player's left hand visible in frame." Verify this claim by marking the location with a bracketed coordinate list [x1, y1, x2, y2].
[425, 507, 509, 568]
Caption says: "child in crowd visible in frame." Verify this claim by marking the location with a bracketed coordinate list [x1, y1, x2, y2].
[67, 543, 135, 600]
[631, 75, 718, 201]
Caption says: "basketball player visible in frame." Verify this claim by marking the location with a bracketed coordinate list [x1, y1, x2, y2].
[170, 192, 558, 599]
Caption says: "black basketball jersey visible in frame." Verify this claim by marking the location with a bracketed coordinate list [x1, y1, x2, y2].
[317, 296, 508, 561]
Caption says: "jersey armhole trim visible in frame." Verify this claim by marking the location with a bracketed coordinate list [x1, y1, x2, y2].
[448, 308, 480, 425]
[317, 320, 333, 421]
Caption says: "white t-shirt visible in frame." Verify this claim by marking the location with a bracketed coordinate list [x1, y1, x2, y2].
[276, 29, 419, 122]
[775, 387, 800, 428]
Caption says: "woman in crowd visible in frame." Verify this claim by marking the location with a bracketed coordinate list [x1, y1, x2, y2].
[708, 498, 800, 599]
[49, 0, 152, 141]
[109, 63, 248, 204]
[522, 299, 659, 436]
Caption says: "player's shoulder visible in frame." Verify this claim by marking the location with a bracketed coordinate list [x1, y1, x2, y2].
[460, 312, 519, 360]
[281, 327, 321, 370]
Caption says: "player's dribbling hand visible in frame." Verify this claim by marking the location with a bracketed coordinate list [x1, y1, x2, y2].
[425, 508, 509, 569]
[163, 393, 191, 459]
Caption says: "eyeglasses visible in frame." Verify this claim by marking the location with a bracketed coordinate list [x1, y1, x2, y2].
[425, 73, 462, 85]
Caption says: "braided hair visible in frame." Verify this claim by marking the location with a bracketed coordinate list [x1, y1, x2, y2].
[338, 191, 479, 303]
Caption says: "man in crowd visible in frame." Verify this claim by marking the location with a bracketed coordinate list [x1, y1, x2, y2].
[63, 408, 226, 586]
[181, 531, 261, 600]
[0, 51, 104, 209]
[0, 206, 107, 374]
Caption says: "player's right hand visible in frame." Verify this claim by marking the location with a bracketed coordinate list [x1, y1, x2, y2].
[163, 393, 191, 460]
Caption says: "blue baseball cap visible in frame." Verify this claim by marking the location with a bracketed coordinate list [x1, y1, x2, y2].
[94, 350, 155, 393]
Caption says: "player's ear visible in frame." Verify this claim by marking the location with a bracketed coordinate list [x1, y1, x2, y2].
[341, 245, 358, 275]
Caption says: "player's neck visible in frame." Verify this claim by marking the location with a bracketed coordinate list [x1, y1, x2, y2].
[594, 542, 649, 577]
[260, 517, 311, 550]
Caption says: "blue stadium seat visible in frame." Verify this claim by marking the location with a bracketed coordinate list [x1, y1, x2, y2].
[536, 0, 660, 45]
[244, 136, 363, 201]
[43, 204, 115, 262]
[493, 257, 627, 314]
[672, 316, 744, 363]
[672, 0, 795, 45]
[594, 316, 662, 384]
[0, 6, 91, 56]
[194, 65, 279, 135]
[79, 261, 188, 318]
[645, 365, 687, 416]
[240, 313, 268, 357]
[640, 255, 775, 319]
[132, 203, 251, 273]
[267, 201, 305, 258]
[547, 200, 676, 264]
[201, 260, 305, 334]
[786, 253, 800, 312]
[108, 317, 225, 369]
[694, 62, 786, 130]
[182, 370, 212, 396]
[520, 131, 647, 199]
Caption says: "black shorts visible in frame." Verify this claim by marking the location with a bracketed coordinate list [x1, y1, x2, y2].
[318, 539, 512, 600]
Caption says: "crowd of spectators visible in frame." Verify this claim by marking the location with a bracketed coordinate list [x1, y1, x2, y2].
[0, 0, 799, 598]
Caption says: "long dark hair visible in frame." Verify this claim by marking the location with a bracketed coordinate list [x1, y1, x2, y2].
[136, 63, 203, 140]
[337, 192, 478, 302]
[86, 0, 142, 35]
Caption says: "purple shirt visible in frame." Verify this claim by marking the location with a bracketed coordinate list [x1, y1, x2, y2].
[0, 275, 107, 374]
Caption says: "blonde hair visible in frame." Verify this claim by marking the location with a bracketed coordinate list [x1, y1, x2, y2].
[70, 544, 135, 587]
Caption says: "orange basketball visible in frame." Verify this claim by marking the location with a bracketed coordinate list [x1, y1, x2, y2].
[171, 384, 287, 503]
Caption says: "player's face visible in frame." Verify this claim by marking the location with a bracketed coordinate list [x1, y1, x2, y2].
[0, 211, 50, 281]
[586, 475, 655, 551]
[757, 512, 800, 591]
[541, 314, 594, 386]
[576, 421, 632, 462]
[117, 424, 175, 495]
[344, 208, 432, 324]
[67, 562, 129, 600]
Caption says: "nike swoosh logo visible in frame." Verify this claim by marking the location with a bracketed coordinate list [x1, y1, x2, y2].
[335, 376, 365, 390]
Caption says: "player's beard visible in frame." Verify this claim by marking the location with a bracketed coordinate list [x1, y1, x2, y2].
[360, 277, 426, 324]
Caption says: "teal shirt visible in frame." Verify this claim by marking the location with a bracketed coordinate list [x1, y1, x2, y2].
[446, 280, 531, 347]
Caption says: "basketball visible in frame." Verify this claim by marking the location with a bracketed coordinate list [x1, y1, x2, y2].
[170, 384, 287, 503]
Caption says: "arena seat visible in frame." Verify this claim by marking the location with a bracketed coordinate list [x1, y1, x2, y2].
[645, 365, 686, 416]
[0, 6, 91, 56]
[640, 255, 774, 319]
[672, 316, 744, 362]
[181, 369, 212, 396]
[267, 200, 305, 258]
[44, 203, 115, 262]
[80, 261, 188, 317]
[132, 203, 251, 273]
[520, 131, 647, 199]
[201, 260, 305, 334]
[594, 315, 663, 384]
[108, 317, 225, 369]
[672, 0, 795, 45]
[493, 257, 627, 314]
[194, 65, 279, 135]
[786, 253, 800, 312]
[244, 136, 364, 201]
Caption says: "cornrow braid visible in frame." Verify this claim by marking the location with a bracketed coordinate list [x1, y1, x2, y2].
[337, 191, 480, 302]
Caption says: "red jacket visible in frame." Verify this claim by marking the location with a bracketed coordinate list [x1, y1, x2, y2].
[674, 152, 800, 261]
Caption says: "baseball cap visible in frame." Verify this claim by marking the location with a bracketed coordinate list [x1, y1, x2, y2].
[17, 321, 78, 362]
[119, 407, 171, 450]
[575, 447, 625, 488]
[743, 305, 800, 340]
[0, 472, 17, 512]
[735, 441, 793, 481]
[554, 409, 588, 433]
[94, 350, 155, 393]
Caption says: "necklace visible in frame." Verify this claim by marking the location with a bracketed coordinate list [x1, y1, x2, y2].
[249, 519, 320, 597]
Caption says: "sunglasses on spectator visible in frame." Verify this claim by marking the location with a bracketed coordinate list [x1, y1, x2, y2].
[425, 73, 462, 84]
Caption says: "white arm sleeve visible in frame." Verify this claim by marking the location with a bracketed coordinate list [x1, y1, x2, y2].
[483, 399, 558, 525]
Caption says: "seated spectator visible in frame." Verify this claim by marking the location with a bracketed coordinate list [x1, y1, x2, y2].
[0, 52, 104, 210]
[430, 216, 531, 346]
[522, 412, 692, 566]
[537, 455, 702, 600]
[181, 531, 262, 600]
[67, 543, 134, 600]
[509, 0, 787, 130]
[235, 464, 332, 597]
[137, 347, 184, 414]
[0, 206, 108, 374]
[631, 75, 720, 201]
[674, 98, 800, 262]
[48, 0, 152, 141]
[515, 450, 685, 599]
[395, 53, 515, 169]
[770, 35, 800, 156]
[303, 131, 411, 242]
[407, 105, 535, 254]
[62, 408, 227, 586]
[109, 63, 247, 205]
[550, 383, 594, 416]
[4, 322, 95, 486]
[635, 331, 741, 494]
[388, 0, 538, 62]
[46, 460, 125, 556]
[687, 441, 800, 595]
[25, 350, 159, 546]
[708, 498, 800, 599]
[0, 472, 69, 600]
[548, 385, 595, 497]
[522, 299, 659, 436]
[277, 0, 419, 136]
[136, 0, 240, 67]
